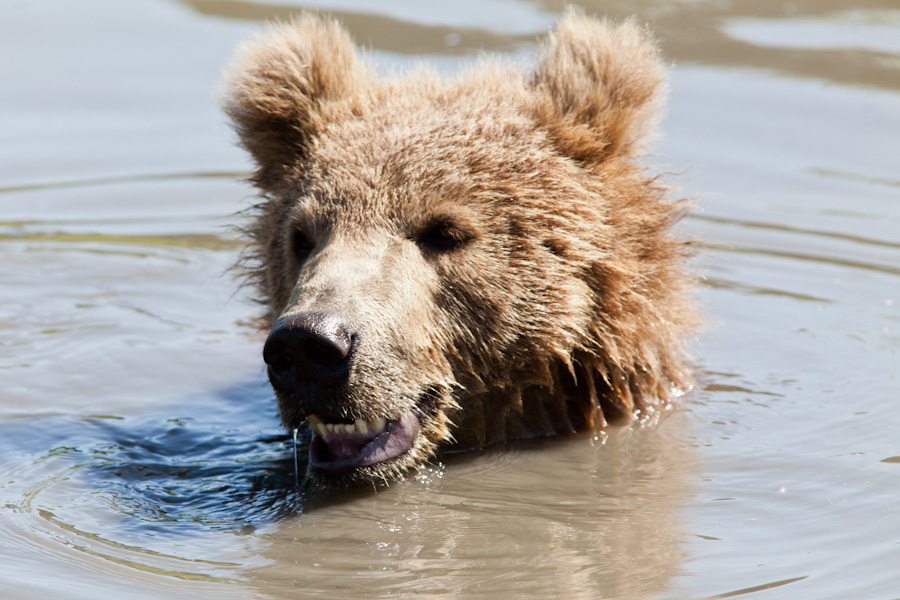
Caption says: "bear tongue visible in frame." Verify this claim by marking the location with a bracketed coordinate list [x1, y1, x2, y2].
[322, 431, 375, 461]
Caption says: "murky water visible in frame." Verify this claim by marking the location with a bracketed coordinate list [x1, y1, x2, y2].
[2, 1, 898, 599]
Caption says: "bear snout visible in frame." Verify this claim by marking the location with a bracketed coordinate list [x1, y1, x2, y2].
[263, 312, 354, 395]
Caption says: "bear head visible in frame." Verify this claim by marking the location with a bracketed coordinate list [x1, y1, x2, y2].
[222, 11, 697, 488]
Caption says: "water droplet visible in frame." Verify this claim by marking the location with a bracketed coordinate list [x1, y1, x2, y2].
[292, 428, 300, 487]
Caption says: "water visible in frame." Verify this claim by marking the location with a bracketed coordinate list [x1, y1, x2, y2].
[2, 1, 899, 599]
[292, 428, 301, 488]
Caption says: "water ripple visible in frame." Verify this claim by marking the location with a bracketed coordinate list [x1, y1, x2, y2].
[0, 171, 248, 195]
[0, 379, 306, 535]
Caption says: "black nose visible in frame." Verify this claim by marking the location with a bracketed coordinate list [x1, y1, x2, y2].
[263, 312, 354, 391]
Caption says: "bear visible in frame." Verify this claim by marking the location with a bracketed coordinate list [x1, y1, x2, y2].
[222, 10, 697, 488]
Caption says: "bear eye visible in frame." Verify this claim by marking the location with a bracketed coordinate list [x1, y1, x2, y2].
[291, 228, 316, 261]
[416, 219, 471, 254]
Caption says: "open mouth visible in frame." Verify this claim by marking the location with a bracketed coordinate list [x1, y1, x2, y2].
[306, 412, 420, 472]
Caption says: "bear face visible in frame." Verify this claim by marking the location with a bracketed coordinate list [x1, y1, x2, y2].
[223, 11, 697, 487]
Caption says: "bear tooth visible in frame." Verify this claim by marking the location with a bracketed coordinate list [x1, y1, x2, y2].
[325, 423, 335, 433]
[307, 414, 322, 427]
[355, 419, 368, 434]
[344, 423, 355, 434]
[316, 423, 328, 437]
[371, 416, 386, 432]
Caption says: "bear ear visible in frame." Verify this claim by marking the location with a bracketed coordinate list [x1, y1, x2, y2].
[530, 10, 666, 167]
[222, 15, 363, 191]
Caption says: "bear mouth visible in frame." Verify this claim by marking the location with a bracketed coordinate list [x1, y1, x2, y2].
[306, 412, 420, 472]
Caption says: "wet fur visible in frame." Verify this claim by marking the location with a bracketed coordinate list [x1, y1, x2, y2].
[223, 10, 698, 486]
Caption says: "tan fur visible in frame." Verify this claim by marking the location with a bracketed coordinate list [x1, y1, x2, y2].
[223, 10, 698, 487]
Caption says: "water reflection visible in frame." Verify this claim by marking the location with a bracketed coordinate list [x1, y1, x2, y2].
[0, 170, 246, 195]
[810, 167, 900, 191]
[0, 229, 241, 251]
[565, 0, 900, 90]
[179, 0, 900, 90]
[248, 413, 699, 599]
[0, 373, 699, 598]
[180, 0, 541, 54]
[691, 213, 900, 251]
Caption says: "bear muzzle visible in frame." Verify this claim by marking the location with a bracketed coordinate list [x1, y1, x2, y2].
[263, 311, 434, 477]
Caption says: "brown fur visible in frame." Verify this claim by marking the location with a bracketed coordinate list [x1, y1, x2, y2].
[222, 10, 697, 487]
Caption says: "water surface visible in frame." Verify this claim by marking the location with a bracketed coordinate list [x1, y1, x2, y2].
[1, 1, 898, 599]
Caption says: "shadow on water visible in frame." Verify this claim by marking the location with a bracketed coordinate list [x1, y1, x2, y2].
[0, 377, 314, 532]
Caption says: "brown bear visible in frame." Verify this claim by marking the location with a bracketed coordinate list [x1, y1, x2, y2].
[222, 10, 697, 488]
